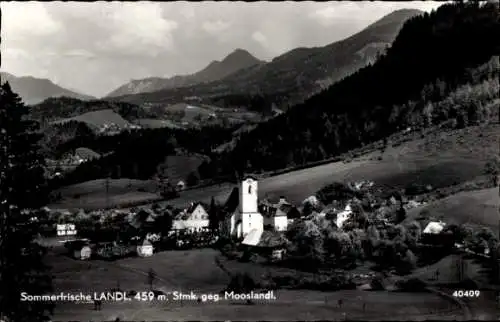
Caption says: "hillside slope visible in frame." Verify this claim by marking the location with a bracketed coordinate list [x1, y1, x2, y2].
[105, 49, 263, 97]
[0, 72, 95, 105]
[30, 97, 149, 123]
[207, 2, 499, 177]
[51, 109, 131, 131]
[109, 9, 423, 109]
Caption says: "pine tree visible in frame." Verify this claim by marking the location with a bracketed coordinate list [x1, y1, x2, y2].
[208, 197, 219, 231]
[0, 82, 53, 321]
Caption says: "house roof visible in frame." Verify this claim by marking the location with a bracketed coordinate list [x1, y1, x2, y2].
[139, 239, 152, 247]
[75, 147, 100, 160]
[176, 203, 206, 220]
[257, 230, 288, 248]
[260, 197, 297, 216]
[423, 221, 446, 234]
[130, 210, 156, 229]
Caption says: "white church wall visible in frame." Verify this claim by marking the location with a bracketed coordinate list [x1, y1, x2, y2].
[240, 178, 258, 213]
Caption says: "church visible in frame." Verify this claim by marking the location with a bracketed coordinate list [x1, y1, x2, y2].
[219, 176, 264, 239]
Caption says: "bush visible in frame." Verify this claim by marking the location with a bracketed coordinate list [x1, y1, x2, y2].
[370, 276, 386, 290]
[396, 278, 427, 292]
[226, 272, 257, 292]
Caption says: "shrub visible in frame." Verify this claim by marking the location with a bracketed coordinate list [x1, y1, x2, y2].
[370, 276, 386, 290]
[226, 272, 257, 292]
[396, 278, 427, 292]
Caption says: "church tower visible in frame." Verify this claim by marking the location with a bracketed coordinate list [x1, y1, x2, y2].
[239, 177, 263, 237]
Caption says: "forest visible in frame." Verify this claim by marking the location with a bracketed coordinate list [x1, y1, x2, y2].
[206, 2, 499, 177]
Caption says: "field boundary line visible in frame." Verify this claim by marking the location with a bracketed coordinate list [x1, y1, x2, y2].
[425, 286, 472, 320]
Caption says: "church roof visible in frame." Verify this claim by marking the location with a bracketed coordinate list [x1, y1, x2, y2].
[242, 229, 263, 246]
[243, 175, 258, 181]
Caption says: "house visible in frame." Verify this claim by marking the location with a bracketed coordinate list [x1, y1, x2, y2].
[73, 245, 92, 260]
[421, 221, 454, 247]
[74, 147, 101, 162]
[130, 209, 156, 231]
[137, 239, 153, 257]
[172, 203, 209, 232]
[335, 204, 353, 229]
[57, 224, 77, 236]
[65, 239, 92, 260]
[176, 180, 186, 191]
[220, 177, 264, 239]
[259, 197, 301, 232]
[423, 221, 446, 234]
[242, 230, 288, 261]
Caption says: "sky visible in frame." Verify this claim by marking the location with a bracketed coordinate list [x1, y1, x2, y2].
[1, 1, 443, 98]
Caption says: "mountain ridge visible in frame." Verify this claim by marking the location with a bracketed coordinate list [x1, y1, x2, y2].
[105, 48, 263, 97]
[0, 72, 95, 105]
[108, 8, 425, 108]
[211, 2, 499, 177]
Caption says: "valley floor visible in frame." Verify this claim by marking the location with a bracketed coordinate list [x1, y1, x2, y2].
[48, 248, 464, 321]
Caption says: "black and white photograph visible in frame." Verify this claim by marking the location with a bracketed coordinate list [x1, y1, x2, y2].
[0, 1, 499, 321]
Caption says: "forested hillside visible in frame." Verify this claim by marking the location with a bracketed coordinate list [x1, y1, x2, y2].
[30, 97, 150, 123]
[50, 124, 238, 187]
[209, 2, 499, 177]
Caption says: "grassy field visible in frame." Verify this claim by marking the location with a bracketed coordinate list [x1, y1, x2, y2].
[49, 179, 161, 211]
[134, 118, 182, 129]
[52, 109, 130, 131]
[48, 248, 462, 321]
[406, 187, 499, 233]
[165, 124, 498, 207]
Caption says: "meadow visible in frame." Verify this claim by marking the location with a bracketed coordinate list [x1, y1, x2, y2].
[48, 248, 463, 321]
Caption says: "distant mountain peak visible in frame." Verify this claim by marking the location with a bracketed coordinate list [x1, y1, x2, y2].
[0, 71, 95, 105]
[223, 48, 259, 63]
[106, 48, 263, 97]
[369, 8, 424, 28]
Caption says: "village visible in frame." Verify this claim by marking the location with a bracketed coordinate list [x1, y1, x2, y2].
[38, 176, 498, 291]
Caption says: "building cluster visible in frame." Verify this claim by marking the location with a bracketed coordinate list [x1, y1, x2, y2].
[47, 176, 496, 266]
[97, 122, 141, 136]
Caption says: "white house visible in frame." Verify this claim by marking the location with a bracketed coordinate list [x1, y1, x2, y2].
[172, 203, 209, 232]
[73, 245, 92, 260]
[220, 177, 263, 239]
[137, 239, 153, 257]
[334, 204, 353, 229]
[176, 180, 186, 191]
[260, 197, 299, 232]
[423, 221, 446, 234]
[57, 224, 77, 236]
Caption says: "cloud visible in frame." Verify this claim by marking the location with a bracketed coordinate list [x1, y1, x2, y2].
[202, 20, 231, 34]
[62, 49, 96, 59]
[1, 2, 62, 37]
[93, 3, 179, 56]
[1, 1, 445, 97]
[251, 31, 268, 47]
